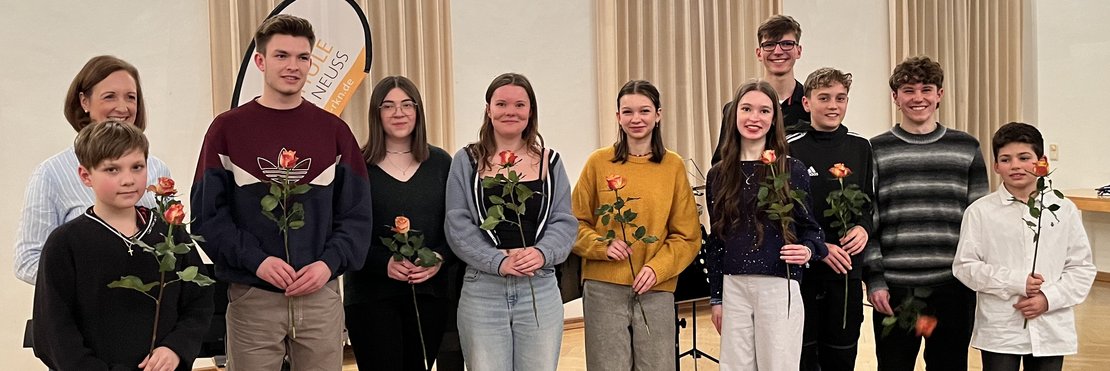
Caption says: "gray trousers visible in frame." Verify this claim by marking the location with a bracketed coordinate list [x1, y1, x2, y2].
[583, 279, 676, 371]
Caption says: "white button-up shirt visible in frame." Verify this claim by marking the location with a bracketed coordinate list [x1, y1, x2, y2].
[953, 187, 1096, 356]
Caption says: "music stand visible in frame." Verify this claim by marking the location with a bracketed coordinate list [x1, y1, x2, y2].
[673, 226, 719, 370]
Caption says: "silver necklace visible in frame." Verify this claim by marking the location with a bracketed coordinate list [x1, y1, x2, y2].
[384, 153, 415, 176]
[739, 164, 755, 185]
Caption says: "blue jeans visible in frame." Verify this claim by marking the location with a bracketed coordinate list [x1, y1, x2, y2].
[457, 266, 563, 371]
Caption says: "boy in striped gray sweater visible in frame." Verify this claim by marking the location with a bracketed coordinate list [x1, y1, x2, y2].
[863, 56, 989, 370]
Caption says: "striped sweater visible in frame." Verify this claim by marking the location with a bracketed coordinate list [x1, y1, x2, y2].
[863, 123, 989, 293]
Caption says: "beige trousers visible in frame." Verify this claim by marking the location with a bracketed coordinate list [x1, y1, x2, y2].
[226, 279, 344, 371]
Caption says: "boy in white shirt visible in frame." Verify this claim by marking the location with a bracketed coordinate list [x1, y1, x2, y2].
[953, 122, 1096, 371]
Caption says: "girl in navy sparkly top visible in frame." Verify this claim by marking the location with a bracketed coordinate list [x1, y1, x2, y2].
[705, 80, 825, 370]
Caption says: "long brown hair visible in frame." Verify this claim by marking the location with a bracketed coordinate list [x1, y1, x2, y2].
[362, 76, 430, 164]
[711, 80, 791, 244]
[467, 72, 543, 171]
[64, 55, 146, 133]
[612, 80, 665, 163]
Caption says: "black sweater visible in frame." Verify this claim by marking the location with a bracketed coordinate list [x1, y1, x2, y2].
[33, 207, 213, 371]
[344, 146, 454, 305]
[787, 125, 875, 280]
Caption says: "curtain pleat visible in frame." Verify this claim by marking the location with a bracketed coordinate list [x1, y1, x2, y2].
[595, 0, 780, 175]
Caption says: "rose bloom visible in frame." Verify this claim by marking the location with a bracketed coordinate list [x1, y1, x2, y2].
[1033, 159, 1049, 177]
[164, 203, 186, 225]
[392, 216, 411, 234]
[760, 149, 777, 164]
[498, 150, 519, 167]
[605, 174, 626, 191]
[147, 177, 177, 196]
[280, 149, 298, 169]
[915, 315, 938, 338]
[829, 163, 852, 179]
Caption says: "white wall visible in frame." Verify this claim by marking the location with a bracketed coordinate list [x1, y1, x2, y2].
[0, 1, 213, 369]
[1030, 0, 1110, 271]
[786, 0, 893, 138]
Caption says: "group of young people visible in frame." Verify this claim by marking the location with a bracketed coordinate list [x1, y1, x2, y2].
[14, 11, 1097, 371]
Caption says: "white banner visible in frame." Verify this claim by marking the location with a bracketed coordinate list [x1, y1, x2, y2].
[230, 0, 372, 116]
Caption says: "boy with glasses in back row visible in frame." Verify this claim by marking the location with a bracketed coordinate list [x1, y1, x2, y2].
[712, 14, 809, 164]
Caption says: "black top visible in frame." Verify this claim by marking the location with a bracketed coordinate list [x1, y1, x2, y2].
[711, 79, 808, 164]
[787, 125, 876, 280]
[33, 207, 213, 371]
[343, 146, 453, 305]
[483, 179, 544, 249]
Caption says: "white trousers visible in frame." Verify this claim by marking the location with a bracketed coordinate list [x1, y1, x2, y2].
[720, 274, 804, 371]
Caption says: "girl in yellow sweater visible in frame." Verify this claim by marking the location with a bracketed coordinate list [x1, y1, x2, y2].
[571, 80, 702, 370]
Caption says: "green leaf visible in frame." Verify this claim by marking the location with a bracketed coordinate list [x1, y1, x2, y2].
[182, 269, 216, 286]
[481, 176, 499, 189]
[178, 266, 200, 281]
[190, 234, 206, 243]
[171, 242, 191, 255]
[781, 203, 794, 213]
[517, 204, 527, 215]
[416, 248, 441, 267]
[290, 202, 305, 218]
[411, 234, 425, 248]
[480, 216, 501, 230]
[107, 275, 158, 293]
[516, 184, 534, 202]
[504, 203, 519, 213]
[392, 253, 405, 261]
[508, 170, 520, 183]
[261, 210, 278, 222]
[261, 195, 279, 212]
[882, 315, 897, 327]
[614, 198, 625, 210]
[490, 195, 506, 205]
[823, 209, 835, 217]
[270, 183, 282, 197]
[623, 209, 637, 222]
[641, 236, 659, 244]
[1053, 189, 1064, 199]
[290, 184, 311, 195]
[601, 214, 611, 226]
[767, 213, 781, 221]
[1037, 177, 1045, 190]
[634, 226, 646, 240]
[159, 253, 177, 272]
[1047, 204, 1060, 212]
[289, 220, 305, 229]
[757, 187, 769, 202]
[1030, 208, 1041, 219]
[605, 230, 616, 240]
[400, 245, 415, 257]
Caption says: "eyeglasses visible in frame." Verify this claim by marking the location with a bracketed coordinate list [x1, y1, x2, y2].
[760, 40, 798, 52]
[379, 101, 418, 114]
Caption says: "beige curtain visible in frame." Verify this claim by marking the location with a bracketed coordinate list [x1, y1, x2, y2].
[890, 0, 1022, 187]
[207, 0, 455, 150]
[595, 0, 781, 174]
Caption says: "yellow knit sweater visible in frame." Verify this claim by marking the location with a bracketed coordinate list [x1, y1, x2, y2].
[571, 147, 701, 292]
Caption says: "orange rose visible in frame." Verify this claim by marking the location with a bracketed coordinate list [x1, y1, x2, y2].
[829, 163, 852, 179]
[915, 315, 938, 338]
[1033, 159, 1049, 177]
[760, 149, 777, 165]
[147, 177, 177, 196]
[279, 149, 298, 169]
[605, 174, 626, 191]
[498, 150, 519, 167]
[164, 203, 186, 225]
[392, 216, 411, 234]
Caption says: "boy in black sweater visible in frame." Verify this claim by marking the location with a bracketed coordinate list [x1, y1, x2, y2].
[788, 67, 874, 371]
[33, 121, 213, 371]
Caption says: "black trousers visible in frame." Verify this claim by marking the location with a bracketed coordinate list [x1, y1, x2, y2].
[800, 277, 864, 371]
[981, 350, 1064, 371]
[871, 282, 976, 371]
[345, 294, 448, 371]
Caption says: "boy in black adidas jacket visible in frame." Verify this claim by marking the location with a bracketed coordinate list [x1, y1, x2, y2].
[787, 67, 874, 371]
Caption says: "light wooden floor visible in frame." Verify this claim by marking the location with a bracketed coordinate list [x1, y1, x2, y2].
[209, 281, 1110, 370]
